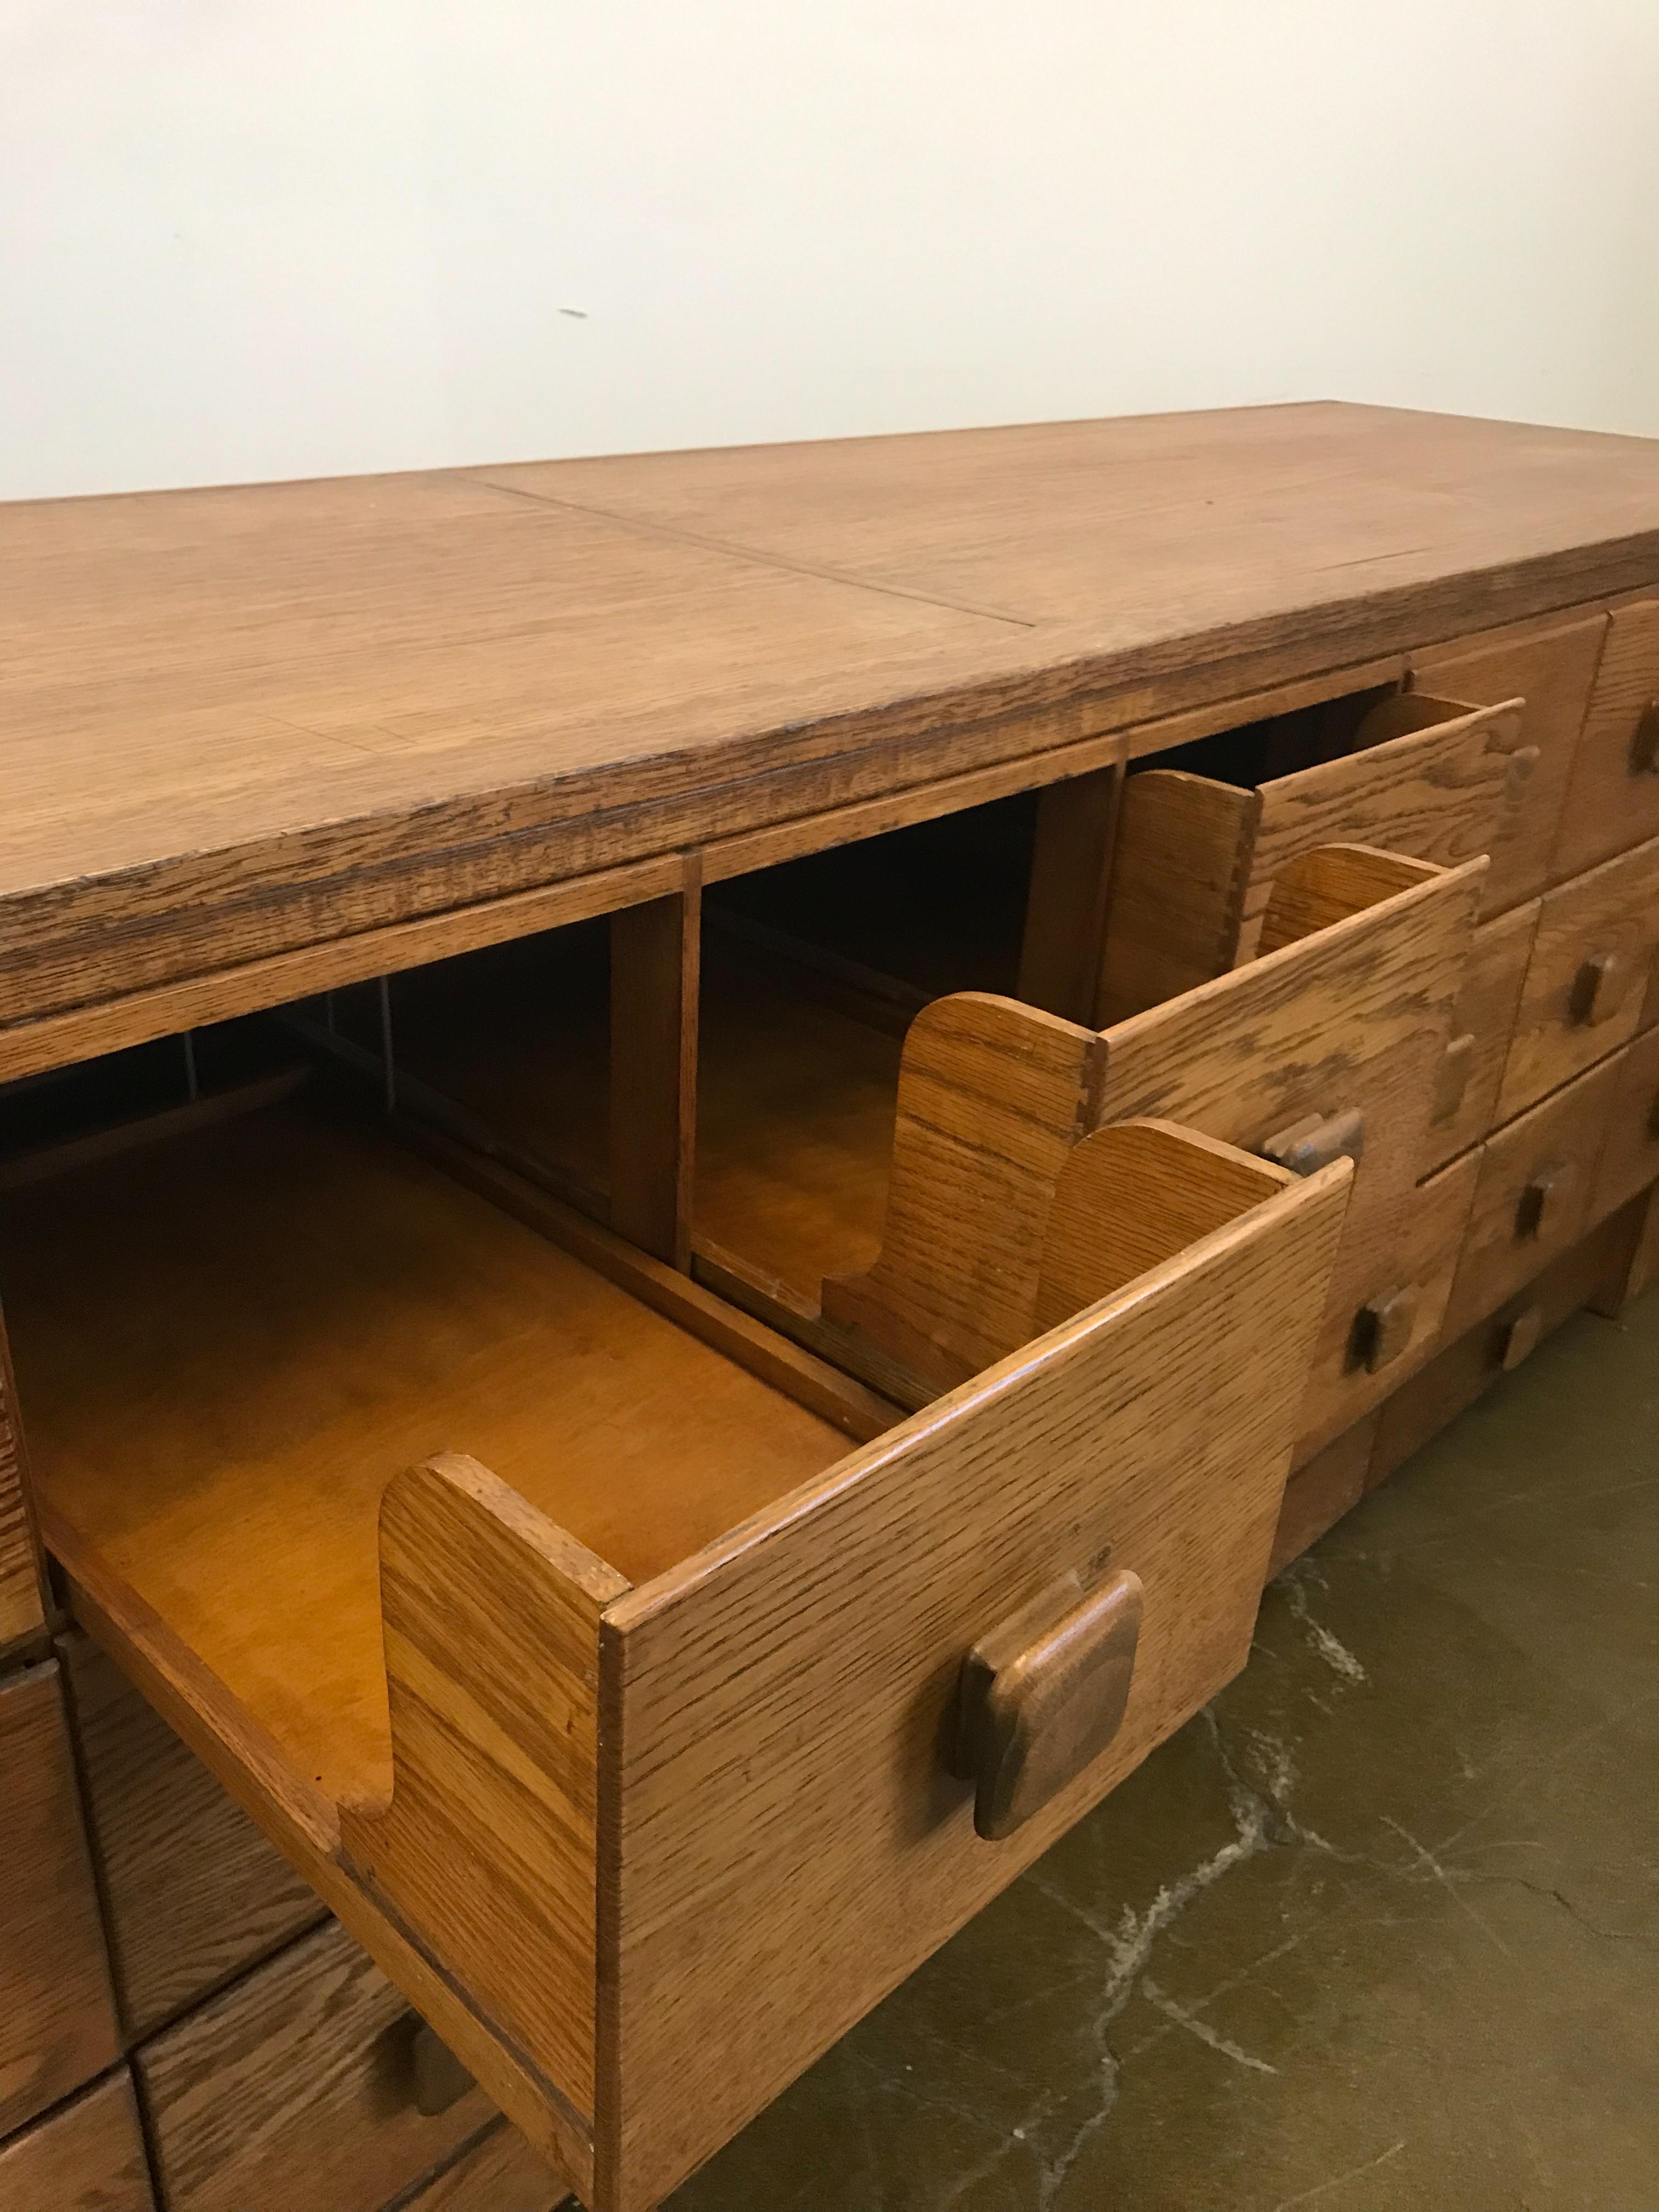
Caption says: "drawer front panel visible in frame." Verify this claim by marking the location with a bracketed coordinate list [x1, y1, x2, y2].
[0, 1662, 121, 2138]
[1444, 1053, 1624, 1339]
[1413, 612, 1607, 912]
[61, 1633, 325, 2042]
[1269, 1415, 1379, 1577]
[1551, 599, 1659, 882]
[1588, 1022, 1659, 1226]
[1498, 834, 1659, 1120]
[1420, 899, 1539, 1174]
[602, 1154, 1349, 2209]
[1235, 695, 1526, 958]
[1372, 1199, 1649, 1491]
[136, 1918, 495, 2212]
[1, 1333, 45, 1652]
[403, 2125, 563, 2212]
[0, 2070, 154, 2212]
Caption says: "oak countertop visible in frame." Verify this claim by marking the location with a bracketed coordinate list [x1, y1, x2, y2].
[7, 400, 1659, 1028]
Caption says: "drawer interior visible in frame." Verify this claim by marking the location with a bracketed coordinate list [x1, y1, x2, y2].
[0, 1088, 851, 1813]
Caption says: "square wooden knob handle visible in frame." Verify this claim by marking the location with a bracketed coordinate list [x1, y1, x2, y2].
[1631, 701, 1659, 775]
[408, 2022, 473, 2115]
[1496, 1305, 1544, 1372]
[1431, 1032, 1478, 1126]
[1515, 1165, 1570, 1241]
[1356, 1284, 1419, 1373]
[1569, 951, 1627, 1027]
[1261, 1107, 1366, 1176]
[952, 1570, 1143, 1842]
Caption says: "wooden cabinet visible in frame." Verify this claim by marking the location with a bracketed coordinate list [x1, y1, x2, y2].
[3, 404, 1659, 2212]
[0, 1664, 121, 2140]
[0, 2072, 153, 2212]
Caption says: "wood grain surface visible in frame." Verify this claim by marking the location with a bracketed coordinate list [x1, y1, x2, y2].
[596, 1154, 1350, 2211]
[1587, 1020, 1659, 1224]
[8, 404, 1659, 1039]
[136, 1917, 494, 2212]
[1412, 609, 1607, 912]
[399, 2123, 563, 2212]
[0, 2070, 153, 2212]
[0, 1319, 45, 1654]
[59, 1630, 323, 2042]
[1420, 899, 1541, 1174]
[1549, 597, 1659, 881]
[0, 1662, 121, 2137]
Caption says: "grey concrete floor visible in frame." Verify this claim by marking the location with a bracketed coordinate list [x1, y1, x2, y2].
[660, 1284, 1659, 2212]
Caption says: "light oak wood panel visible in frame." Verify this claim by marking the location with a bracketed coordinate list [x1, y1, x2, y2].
[1, 1102, 845, 1818]
[1587, 1021, 1659, 1226]
[1412, 609, 1609, 910]
[695, 942, 905, 1309]
[1420, 899, 1540, 1174]
[135, 1918, 494, 2212]
[1444, 1053, 1625, 1339]
[8, 405, 1659, 1047]
[1550, 598, 1659, 882]
[1498, 833, 1659, 1118]
[0, 1663, 121, 2138]
[59, 1632, 324, 2043]
[401, 2124, 563, 2212]
[831, 849, 1481, 1449]
[1097, 695, 1522, 1020]
[0, 2071, 153, 2212]
[483, 404, 1659, 663]
[597, 1150, 1350, 2211]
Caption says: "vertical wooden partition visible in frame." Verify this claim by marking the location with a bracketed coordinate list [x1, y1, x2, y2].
[609, 867, 703, 1270]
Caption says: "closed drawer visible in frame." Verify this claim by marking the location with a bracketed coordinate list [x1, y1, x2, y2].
[1412, 611, 1607, 912]
[1371, 1198, 1650, 1491]
[60, 1632, 324, 2042]
[0, 1662, 121, 2138]
[1098, 691, 1526, 1019]
[403, 2125, 562, 2212]
[1443, 1052, 1625, 1339]
[1268, 1415, 1379, 1578]
[1498, 833, 1659, 1120]
[1420, 899, 1539, 1173]
[135, 1917, 494, 2212]
[1, 1336, 45, 1654]
[0, 1085, 1348, 2212]
[0, 2070, 153, 2212]
[1551, 598, 1659, 882]
[838, 845, 1484, 1462]
[1588, 1022, 1659, 1226]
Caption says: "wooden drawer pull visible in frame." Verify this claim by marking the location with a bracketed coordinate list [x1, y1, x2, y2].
[1515, 1165, 1570, 1242]
[1431, 1032, 1477, 1126]
[1568, 951, 1627, 1027]
[1631, 701, 1659, 776]
[1260, 1107, 1365, 1177]
[408, 2022, 473, 2116]
[951, 1570, 1143, 1842]
[1355, 1284, 1418, 1374]
[1496, 1305, 1544, 1372]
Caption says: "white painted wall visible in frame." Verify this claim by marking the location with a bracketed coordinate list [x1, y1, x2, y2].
[3, 1, 1657, 500]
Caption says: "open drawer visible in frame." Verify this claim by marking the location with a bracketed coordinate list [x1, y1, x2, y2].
[1097, 687, 1529, 1021]
[828, 844, 1485, 1458]
[0, 1081, 1347, 2211]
